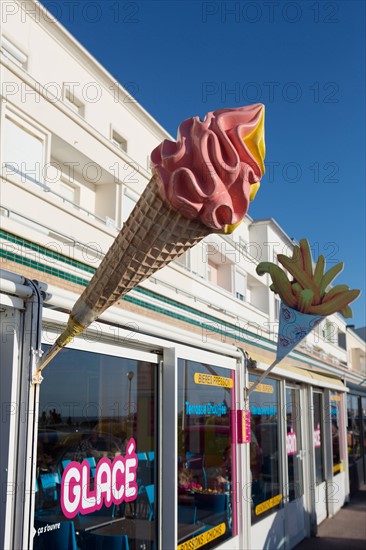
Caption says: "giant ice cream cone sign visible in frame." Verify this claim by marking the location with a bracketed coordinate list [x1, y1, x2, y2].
[35, 104, 266, 378]
[249, 239, 361, 394]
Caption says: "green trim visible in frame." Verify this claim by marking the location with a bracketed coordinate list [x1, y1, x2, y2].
[1, 231, 270, 348]
[0, 248, 90, 287]
[1, 230, 336, 371]
[0, 229, 95, 274]
[134, 286, 273, 347]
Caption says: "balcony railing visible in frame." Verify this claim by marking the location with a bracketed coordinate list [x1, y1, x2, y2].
[3, 163, 114, 227]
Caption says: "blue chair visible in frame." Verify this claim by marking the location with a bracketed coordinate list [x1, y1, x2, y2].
[81, 532, 129, 550]
[34, 519, 77, 550]
[137, 452, 148, 462]
[136, 453, 152, 488]
[77, 503, 116, 530]
[178, 505, 197, 524]
[136, 484, 154, 520]
[39, 472, 60, 502]
[145, 484, 154, 520]
[85, 456, 97, 477]
[185, 453, 207, 489]
[195, 493, 228, 524]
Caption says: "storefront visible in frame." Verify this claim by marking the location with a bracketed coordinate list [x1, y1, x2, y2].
[346, 383, 366, 493]
[248, 366, 348, 549]
[0, 275, 350, 550]
[33, 305, 246, 550]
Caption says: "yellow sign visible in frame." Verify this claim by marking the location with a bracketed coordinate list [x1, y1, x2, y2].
[177, 523, 226, 550]
[194, 373, 233, 388]
[333, 461, 344, 474]
[331, 394, 341, 401]
[248, 381, 274, 394]
[255, 494, 282, 516]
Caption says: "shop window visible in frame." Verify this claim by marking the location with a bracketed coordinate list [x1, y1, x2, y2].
[330, 392, 343, 474]
[285, 387, 304, 501]
[249, 374, 281, 523]
[313, 392, 325, 485]
[34, 346, 157, 550]
[347, 394, 361, 461]
[177, 359, 236, 548]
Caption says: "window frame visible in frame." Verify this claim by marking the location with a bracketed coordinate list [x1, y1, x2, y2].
[110, 126, 128, 153]
[163, 345, 241, 550]
[2, 107, 50, 185]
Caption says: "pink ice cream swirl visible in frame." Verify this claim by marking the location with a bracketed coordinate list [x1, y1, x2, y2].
[150, 104, 265, 233]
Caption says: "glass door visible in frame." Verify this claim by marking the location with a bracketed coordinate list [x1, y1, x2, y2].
[177, 358, 237, 550]
[284, 385, 307, 548]
[312, 390, 327, 524]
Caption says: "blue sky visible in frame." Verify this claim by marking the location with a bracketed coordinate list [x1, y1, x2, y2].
[41, 0, 365, 328]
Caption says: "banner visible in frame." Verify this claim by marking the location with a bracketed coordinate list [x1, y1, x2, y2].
[276, 302, 323, 361]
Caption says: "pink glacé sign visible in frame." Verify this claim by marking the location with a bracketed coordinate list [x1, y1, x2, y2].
[237, 410, 251, 444]
[313, 423, 321, 448]
[60, 438, 138, 518]
[286, 428, 297, 455]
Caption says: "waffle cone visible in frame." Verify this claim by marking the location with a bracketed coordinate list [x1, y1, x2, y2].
[62, 175, 211, 335]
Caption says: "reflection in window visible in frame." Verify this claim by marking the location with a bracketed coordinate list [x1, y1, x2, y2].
[249, 375, 281, 523]
[347, 394, 361, 460]
[177, 360, 236, 549]
[331, 392, 342, 473]
[34, 346, 157, 550]
[313, 392, 325, 485]
[362, 398, 366, 458]
[286, 387, 304, 501]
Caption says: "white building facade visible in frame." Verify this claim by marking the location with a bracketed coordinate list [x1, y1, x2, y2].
[1, 2, 365, 550]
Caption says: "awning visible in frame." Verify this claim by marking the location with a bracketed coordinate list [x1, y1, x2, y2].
[253, 362, 347, 392]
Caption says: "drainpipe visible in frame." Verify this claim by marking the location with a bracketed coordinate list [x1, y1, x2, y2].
[2, 275, 45, 550]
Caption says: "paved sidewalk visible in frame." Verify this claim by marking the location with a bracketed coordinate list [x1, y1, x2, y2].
[295, 484, 366, 549]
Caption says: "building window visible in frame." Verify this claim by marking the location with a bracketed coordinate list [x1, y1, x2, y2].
[234, 270, 246, 302]
[122, 188, 138, 222]
[1, 36, 28, 69]
[321, 319, 336, 343]
[207, 259, 218, 285]
[3, 114, 45, 183]
[249, 374, 281, 522]
[63, 85, 85, 116]
[59, 179, 78, 204]
[275, 298, 281, 320]
[177, 359, 236, 546]
[247, 274, 269, 314]
[338, 330, 346, 350]
[205, 245, 232, 293]
[35, 345, 157, 549]
[111, 128, 127, 153]
[175, 251, 191, 271]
